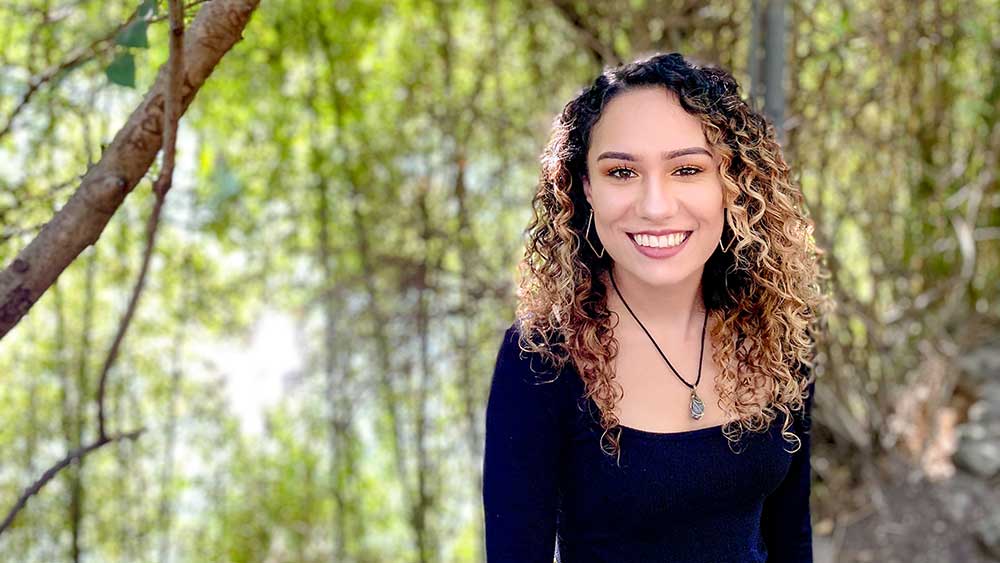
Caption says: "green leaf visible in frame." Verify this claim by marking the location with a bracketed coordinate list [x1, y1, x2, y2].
[106, 52, 136, 87]
[139, 0, 158, 17]
[116, 19, 149, 48]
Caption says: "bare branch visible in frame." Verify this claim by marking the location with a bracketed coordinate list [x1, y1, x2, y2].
[154, 0, 186, 199]
[0, 0, 262, 340]
[0, 428, 144, 535]
[544, 0, 621, 66]
[97, 0, 186, 441]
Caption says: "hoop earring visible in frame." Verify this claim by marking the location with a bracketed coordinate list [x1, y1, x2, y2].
[719, 208, 734, 253]
[585, 208, 606, 258]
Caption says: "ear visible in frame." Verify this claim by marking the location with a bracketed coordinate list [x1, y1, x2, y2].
[583, 175, 592, 206]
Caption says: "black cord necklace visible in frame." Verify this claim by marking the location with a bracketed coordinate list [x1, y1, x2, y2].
[608, 268, 708, 420]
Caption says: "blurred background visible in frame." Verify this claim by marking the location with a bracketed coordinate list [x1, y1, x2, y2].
[1, 0, 998, 561]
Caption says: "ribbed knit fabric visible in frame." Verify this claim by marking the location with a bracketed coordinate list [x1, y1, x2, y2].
[483, 321, 814, 563]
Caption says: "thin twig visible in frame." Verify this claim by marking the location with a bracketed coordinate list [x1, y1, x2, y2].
[153, 0, 185, 199]
[544, 0, 621, 65]
[148, 0, 211, 24]
[96, 0, 185, 441]
[0, 0, 206, 141]
[0, 5, 142, 141]
[0, 428, 144, 535]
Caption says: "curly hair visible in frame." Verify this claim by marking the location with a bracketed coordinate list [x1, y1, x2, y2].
[514, 52, 832, 464]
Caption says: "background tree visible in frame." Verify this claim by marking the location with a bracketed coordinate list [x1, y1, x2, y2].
[1, 0, 998, 561]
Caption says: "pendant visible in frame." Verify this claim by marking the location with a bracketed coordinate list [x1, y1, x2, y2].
[690, 389, 705, 420]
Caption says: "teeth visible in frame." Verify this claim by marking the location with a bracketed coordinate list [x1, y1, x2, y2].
[632, 232, 689, 248]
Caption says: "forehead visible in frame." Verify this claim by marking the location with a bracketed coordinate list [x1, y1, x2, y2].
[588, 86, 707, 156]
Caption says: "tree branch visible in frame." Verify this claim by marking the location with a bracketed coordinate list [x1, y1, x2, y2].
[97, 0, 186, 441]
[544, 0, 621, 66]
[0, 0, 261, 340]
[0, 428, 145, 535]
[1, 0, 191, 536]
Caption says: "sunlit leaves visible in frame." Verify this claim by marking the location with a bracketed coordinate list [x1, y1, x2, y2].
[2, 0, 998, 560]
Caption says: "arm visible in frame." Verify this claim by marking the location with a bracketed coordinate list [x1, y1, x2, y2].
[482, 323, 565, 563]
[760, 374, 816, 563]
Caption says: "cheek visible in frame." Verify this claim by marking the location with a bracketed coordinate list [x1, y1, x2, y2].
[692, 193, 725, 222]
[593, 193, 632, 218]
[704, 184, 726, 216]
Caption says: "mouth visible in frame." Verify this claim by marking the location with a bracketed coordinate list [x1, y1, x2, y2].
[628, 230, 693, 258]
[628, 231, 693, 249]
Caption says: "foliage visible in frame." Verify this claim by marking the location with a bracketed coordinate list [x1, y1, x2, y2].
[0, 0, 997, 561]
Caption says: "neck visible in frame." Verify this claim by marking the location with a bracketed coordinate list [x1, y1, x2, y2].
[604, 262, 707, 341]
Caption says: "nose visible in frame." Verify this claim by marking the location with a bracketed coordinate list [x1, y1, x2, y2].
[637, 174, 680, 220]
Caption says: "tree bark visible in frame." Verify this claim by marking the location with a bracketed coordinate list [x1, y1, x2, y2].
[0, 0, 262, 340]
[763, 0, 787, 143]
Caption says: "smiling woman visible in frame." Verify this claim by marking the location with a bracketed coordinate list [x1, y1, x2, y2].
[482, 52, 832, 562]
[585, 88, 727, 275]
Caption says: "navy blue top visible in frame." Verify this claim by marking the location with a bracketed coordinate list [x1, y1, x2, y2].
[482, 321, 815, 563]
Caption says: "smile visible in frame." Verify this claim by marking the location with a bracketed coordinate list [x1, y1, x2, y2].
[628, 231, 693, 259]
[629, 231, 692, 248]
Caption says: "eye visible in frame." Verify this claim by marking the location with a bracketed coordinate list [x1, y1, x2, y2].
[607, 166, 637, 180]
[674, 166, 702, 176]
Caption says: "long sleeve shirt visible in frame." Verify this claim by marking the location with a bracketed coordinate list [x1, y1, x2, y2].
[482, 321, 815, 563]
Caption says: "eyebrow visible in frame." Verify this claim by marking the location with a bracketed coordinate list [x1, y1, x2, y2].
[596, 147, 713, 162]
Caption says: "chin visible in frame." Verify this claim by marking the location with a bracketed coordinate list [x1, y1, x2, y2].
[618, 260, 697, 287]
[642, 269, 698, 288]
[611, 244, 712, 287]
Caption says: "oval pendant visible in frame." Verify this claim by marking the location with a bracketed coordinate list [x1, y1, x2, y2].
[690, 390, 705, 420]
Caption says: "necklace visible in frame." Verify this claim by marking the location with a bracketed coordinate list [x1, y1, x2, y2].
[608, 269, 709, 420]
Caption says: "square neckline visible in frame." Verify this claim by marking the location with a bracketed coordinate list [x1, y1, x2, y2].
[615, 420, 728, 440]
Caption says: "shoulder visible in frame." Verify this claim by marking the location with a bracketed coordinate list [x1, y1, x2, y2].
[494, 320, 566, 386]
[490, 320, 576, 409]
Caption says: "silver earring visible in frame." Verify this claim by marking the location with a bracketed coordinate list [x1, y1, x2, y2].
[585, 208, 606, 258]
[719, 208, 734, 253]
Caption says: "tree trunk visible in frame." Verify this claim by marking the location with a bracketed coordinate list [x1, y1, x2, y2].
[310, 109, 353, 562]
[157, 253, 190, 563]
[763, 0, 787, 143]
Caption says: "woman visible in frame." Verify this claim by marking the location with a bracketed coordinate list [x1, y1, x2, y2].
[482, 52, 831, 563]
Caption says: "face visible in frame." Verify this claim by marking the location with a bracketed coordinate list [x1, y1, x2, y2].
[583, 86, 725, 291]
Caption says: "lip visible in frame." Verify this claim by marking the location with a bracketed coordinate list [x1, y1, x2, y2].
[629, 228, 693, 236]
[629, 231, 692, 259]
